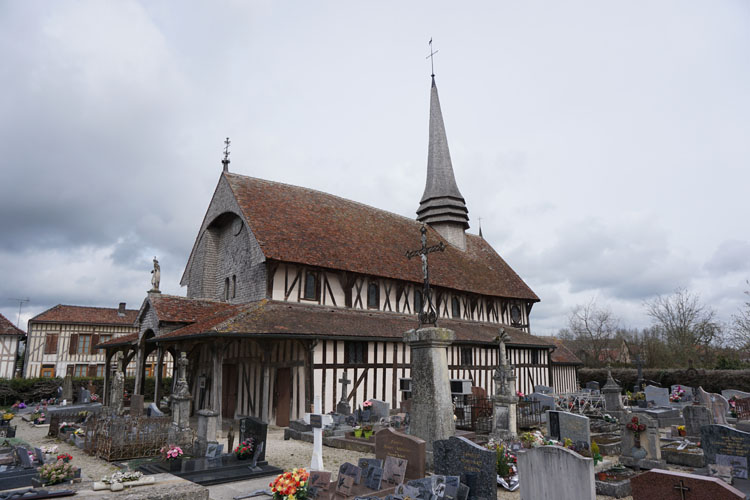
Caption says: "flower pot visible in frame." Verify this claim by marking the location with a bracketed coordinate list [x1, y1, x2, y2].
[597, 472, 607, 481]
[168, 459, 182, 472]
[354, 429, 363, 438]
[678, 429, 686, 437]
[364, 431, 373, 439]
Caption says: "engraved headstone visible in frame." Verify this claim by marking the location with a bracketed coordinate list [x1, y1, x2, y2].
[338, 462, 362, 484]
[683, 405, 711, 437]
[546, 410, 590, 451]
[364, 465, 384, 490]
[701, 424, 750, 479]
[630, 469, 745, 500]
[517, 446, 595, 500]
[335, 474, 354, 497]
[16, 447, 32, 468]
[308, 470, 332, 498]
[239, 415, 268, 462]
[368, 399, 390, 420]
[374, 427, 426, 480]
[357, 458, 383, 479]
[644, 385, 669, 407]
[433, 436, 495, 500]
[382, 456, 407, 486]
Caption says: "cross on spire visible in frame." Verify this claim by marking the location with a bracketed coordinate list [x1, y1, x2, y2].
[405, 224, 445, 326]
[426, 38, 439, 77]
[222, 137, 231, 172]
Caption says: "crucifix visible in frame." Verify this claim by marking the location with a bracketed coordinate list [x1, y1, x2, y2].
[222, 137, 231, 172]
[426, 38, 439, 77]
[338, 374, 351, 403]
[673, 480, 690, 500]
[405, 224, 445, 326]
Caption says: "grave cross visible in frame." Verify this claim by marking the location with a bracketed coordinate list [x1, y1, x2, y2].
[405, 225, 445, 326]
[673, 480, 690, 500]
[338, 374, 351, 403]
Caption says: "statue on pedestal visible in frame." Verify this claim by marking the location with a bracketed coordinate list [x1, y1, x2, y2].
[150, 257, 161, 292]
[111, 352, 125, 415]
[491, 328, 518, 440]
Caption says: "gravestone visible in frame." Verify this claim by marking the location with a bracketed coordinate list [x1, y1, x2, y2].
[528, 393, 554, 413]
[335, 475, 354, 496]
[148, 402, 164, 417]
[701, 425, 750, 479]
[722, 389, 750, 401]
[239, 415, 268, 462]
[601, 370, 625, 419]
[205, 442, 222, 458]
[534, 385, 552, 394]
[338, 462, 362, 484]
[585, 381, 600, 392]
[307, 470, 332, 498]
[546, 411, 590, 451]
[368, 399, 390, 421]
[16, 447, 32, 469]
[644, 385, 669, 407]
[517, 446, 595, 500]
[683, 405, 711, 438]
[34, 448, 45, 465]
[336, 374, 352, 416]
[620, 414, 665, 469]
[433, 436, 495, 500]
[78, 387, 91, 404]
[643, 407, 683, 427]
[130, 393, 144, 416]
[630, 468, 744, 500]
[364, 465, 384, 490]
[194, 409, 218, 457]
[403, 326, 455, 453]
[374, 423, 426, 480]
[357, 458, 383, 479]
[698, 386, 730, 425]
[671, 384, 694, 402]
[61, 372, 73, 402]
[383, 456, 408, 486]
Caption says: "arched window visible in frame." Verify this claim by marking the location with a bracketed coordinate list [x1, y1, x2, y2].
[451, 296, 460, 318]
[224, 277, 230, 301]
[232, 275, 237, 299]
[414, 289, 423, 314]
[367, 281, 380, 309]
[303, 271, 318, 300]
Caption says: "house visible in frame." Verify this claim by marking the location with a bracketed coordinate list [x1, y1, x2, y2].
[24, 303, 168, 379]
[99, 76, 558, 425]
[0, 313, 24, 379]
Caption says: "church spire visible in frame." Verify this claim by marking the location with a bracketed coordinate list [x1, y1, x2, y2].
[416, 76, 470, 249]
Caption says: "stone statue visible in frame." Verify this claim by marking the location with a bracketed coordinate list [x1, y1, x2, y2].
[150, 257, 161, 292]
[174, 352, 191, 399]
[493, 329, 516, 398]
[111, 352, 126, 415]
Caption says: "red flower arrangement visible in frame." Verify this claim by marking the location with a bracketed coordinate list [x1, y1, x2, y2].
[270, 468, 310, 500]
[234, 438, 255, 459]
[56, 453, 73, 463]
[626, 416, 647, 440]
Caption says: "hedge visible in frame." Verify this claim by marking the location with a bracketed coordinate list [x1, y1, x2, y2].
[579, 368, 750, 394]
[0, 377, 173, 407]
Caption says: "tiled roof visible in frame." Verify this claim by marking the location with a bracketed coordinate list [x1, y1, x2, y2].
[156, 300, 554, 348]
[96, 332, 138, 348]
[0, 313, 24, 336]
[549, 337, 583, 365]
[225, 173, 539, 301]
[31, 305, 138, 326]
[148, 294, 236, 323]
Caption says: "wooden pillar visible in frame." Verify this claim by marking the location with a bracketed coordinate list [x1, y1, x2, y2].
[212, 341, 224, 424]
[305, 340, 317, 413]
[154, 346, 165, 406]
[103, 350, 113, 406]
[260, 344, 272, 423]
[134, 341, 146, 395]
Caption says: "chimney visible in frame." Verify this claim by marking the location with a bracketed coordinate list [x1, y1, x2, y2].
[118, 302, 126, 316]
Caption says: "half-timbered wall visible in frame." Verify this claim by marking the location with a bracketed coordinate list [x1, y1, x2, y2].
[0, 336, 19, 379]
[551, 365, 579, 394]
[270, 263, 532, 331]
[507, 347, 550, 396]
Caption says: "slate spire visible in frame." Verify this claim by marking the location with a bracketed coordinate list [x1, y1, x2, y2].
[417, 76, 470, 248]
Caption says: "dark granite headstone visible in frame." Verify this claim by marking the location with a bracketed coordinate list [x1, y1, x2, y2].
[630, 468, 744, 500]
[338, 462, 362, 484]
[548, 411, 560, 439]
[239, 416, 268, 462]
[374, 427, 425, 480]
[701, 424, 750, 479]
[383, 456, 407, 486]
[364, 465, 384, 490]
[357, 458, 383, 479]
[433, 436, 495, 500]
[546, 410, 590, 450]
[34, 448, 44, 465]
[16, 447, 32, 468]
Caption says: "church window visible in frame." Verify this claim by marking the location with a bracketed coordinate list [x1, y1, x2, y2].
[367, 281, 380, 309]
[510, 305, 522, 326]
[460, 347, 472, 365]
[77, 335, 91, 355]
[232, 275, 237, 299]
[303, 271, 319, 300]
[414, 290, 423, 314]
[345, 341, 368, 364]
[451, 297, 460, 318]
[224, 277, 230, 301]
[41, 365, 55, 378]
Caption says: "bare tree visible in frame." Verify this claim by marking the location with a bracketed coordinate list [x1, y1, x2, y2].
[645, 288, 721, 366]
[731, 281, 750, 349]
[564, 299, 619, 367]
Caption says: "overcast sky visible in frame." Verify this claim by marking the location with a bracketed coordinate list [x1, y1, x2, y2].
[1, 1, 749, 336]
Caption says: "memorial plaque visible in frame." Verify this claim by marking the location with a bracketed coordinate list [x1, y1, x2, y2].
[433, 436, 495, 500]
[395, 483, 421, 499]
[338, 462, 362, 484]
[701, 424, 750, 472]
[374, 427, 426, 480]
[310, 414, 323, 428]
[335, 474, 354, 497]
[364, 465, 384, 490]
[308, 470, 332, 498]
[357, 458, 383, 479]
[383, 456, 408, 486]
[717, 454, 748, 479]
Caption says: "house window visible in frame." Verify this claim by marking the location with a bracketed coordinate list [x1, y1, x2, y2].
[414, 290, 423, 314]
[461, 347, 473, 365]
[367, 282, 379, 309]
[145, 364, 154, 377]
[99, 335, 111, 345]
[74, 364, 87, 377]
[345, 341, 368, 364]
[232, 275, 237, 299]
[40, 365, 55, 378]
[77, 335, 91, 355]
[303, 271, 319, 300]
[451, 297, 460, 318]
[96, 364, 105, 377]
[44, 333, 58, 354]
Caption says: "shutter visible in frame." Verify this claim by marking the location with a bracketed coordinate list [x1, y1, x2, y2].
[44, 334, 59, 354]
[69, 334, 78, 355]
[87, 365, 97, 377]
[91, 334, 99, 354]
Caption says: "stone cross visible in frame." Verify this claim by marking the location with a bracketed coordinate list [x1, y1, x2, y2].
[405, 225, 445, 326]
[633, 355, 644, 392]
[110, 351, 125, 415]
[493, 329, 515, 398]
[310, 395, 324, 471]
[673, 480, 690, 500]
[338, 374, 351, 403]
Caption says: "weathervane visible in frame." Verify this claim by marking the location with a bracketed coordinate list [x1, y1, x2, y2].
[222, 137, 231, 172]
[406, 225, 445, 326]
[426, 38, 438, 77]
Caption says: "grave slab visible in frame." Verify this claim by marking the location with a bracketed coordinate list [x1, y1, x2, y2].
[630, 468, 744, 500]
[138, 453, 282, 486]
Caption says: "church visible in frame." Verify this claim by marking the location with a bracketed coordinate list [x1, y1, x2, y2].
[99, 76, 576, 425]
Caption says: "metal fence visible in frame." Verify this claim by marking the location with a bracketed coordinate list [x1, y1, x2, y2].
[516, 400, 542, 429]
[88, 414, 174, 461]
[453, 396, 493, 434]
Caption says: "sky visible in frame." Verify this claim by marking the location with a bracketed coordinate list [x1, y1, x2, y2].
[1, 1, 749, 336]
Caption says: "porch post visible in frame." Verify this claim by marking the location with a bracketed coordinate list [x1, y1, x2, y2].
[154, 345, 165, 407]
[103, 350, 112, 406]
[260, 344, 272, 422]
[212, 341, 224, 423]
[134, 341, 145, 395]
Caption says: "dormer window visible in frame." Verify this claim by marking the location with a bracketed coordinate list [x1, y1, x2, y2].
[451, 296, 460, 318]
[303, 271, 319, 301]
[367, 281, 380, 309]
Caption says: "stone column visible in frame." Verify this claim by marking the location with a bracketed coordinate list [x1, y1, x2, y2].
[194, 409, 219, 457]
[491, 330, 518, 441]
[212, 342, 224, 423]
[403, 327, 455, 452]
[154, 346, 164, 407]
[602, 368, 625, 420]
[133, 341, 146, 396]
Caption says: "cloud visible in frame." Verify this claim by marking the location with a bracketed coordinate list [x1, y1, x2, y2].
[704, 240, 750, 275]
